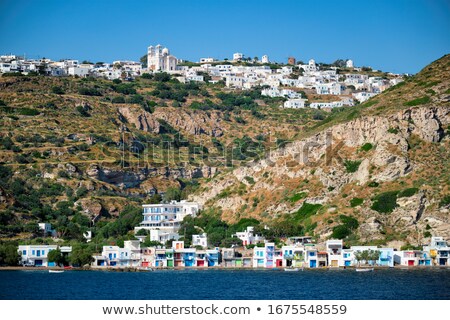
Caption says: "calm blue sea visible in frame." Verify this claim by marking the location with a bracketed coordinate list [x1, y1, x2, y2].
[0, 268, 449, 300]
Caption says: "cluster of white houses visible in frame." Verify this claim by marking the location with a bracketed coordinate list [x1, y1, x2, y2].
[1, 44, 403, 108]
[17, 236, 450, 269]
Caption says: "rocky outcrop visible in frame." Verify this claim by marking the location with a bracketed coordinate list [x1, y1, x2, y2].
[86, 164, 218, 190]
[117, 106, 224, 137]
[117, 107, 161, 133]
[153, 108, 223, 137]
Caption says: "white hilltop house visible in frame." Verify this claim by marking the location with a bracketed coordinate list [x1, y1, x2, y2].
[232, 226, 265, 246]
[283, 98, 307, 109]
[134, 200, 201, 243]
[233, 52, 244, 61]
[261, 55, 269, 63]
[192, 233, 208, 248]
[147, 44, 177, 72]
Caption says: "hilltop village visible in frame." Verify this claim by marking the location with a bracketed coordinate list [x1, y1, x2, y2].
[0, 44, 404, 109]
[16, 201, 450, 269]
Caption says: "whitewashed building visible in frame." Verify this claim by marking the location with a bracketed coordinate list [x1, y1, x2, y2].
[283, 98, 307, 109]
[135, 200, 201, 236]
[233, 53, 243, 61]
[423, 237, 450, 266]
[192, 233, 208, 248]
[18, 245, 72, 267]
[232, 226, 264, 246]
[147, 44, 177, 72]
[326, 239, 343, 267]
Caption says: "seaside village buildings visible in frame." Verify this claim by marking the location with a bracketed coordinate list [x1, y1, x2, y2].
[1, 44, 403, 107]
[17, 198, 450, 269]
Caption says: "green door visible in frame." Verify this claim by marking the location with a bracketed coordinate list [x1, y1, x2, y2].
[167, 260, 173, 267]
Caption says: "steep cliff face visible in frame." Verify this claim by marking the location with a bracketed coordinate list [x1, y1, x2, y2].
[86, 163, 218, 189]
[192, 105, 450, 245]
[117, 106, 223, 137]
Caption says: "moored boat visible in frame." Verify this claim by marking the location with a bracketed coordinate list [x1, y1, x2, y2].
[355, 267, 374, 272]
[48, 270, 64, 273]
[284, 267, 300, 272]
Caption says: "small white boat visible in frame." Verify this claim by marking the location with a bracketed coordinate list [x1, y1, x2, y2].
[355, 267, 374, 272]
[284, 267, 300, 272]
[48, 270, 64, 273]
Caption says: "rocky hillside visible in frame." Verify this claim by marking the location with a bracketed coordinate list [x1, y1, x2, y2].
[192, 55, 450, 247]
[0, 54, 448, 248]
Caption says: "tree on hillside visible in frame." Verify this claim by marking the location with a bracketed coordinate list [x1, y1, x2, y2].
[140, 54, 147, 68]
[0, 244, 21, 266]
[163, 187, 181, 202]
[69, 245, 93, 267]
[47, 248, 65, 266]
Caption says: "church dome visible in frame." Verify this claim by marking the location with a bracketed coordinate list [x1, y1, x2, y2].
[162, 47, 169, 55]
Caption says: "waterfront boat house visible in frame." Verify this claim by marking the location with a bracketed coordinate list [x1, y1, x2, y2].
[326, 240, 343, 267]
[394, 250, 432, 266]
[423, 237, 450, 266]
[18, 245, 72, 267]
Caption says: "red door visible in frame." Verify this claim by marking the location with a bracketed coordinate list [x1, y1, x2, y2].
[277, 260, 282, 267]
[408, 260, 414, 266]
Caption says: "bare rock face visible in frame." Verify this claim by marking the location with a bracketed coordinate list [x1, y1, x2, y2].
[153, 108, 223, 137]
[359, 217, 384, 241]
[117, 106, 224, 137]
[78, 198, 104, 218]
[57, 163, 78, 176]
[117, 107, 160, 133]
[405, 107, 447, 143]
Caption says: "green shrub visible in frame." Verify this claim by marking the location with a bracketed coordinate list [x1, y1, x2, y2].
[127, 94, 144, 104]
[344, 160, 362, 173]
[331, 225, 351, 239]
[398, 187, 419, 198]
[387, 128, 399, 134]
[76, 106, 90, 117]
[289, 192, 307, 203]
[18, 108, 40, 116]
[339, 215, 359, 229]
[360, 143, 373, 152]
[294, 203, 322, 221]
[371, 191, 399, 213]
[244, 176, 255, 184]
[51, 86, 65, 94]
[111, 96, 125, 103]
[0, 99, 6, 106]
[112, 83, 136, 95]
[403, 96, 430, 106]
[368, 181, 379, 187]
[141, 73, 153, 79]
[350, 198, 364, 207]
[78, 87, 102, 96]
[439, 195, 450, 207]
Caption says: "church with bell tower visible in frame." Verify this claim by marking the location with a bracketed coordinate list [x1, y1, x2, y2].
[147, 44, 178, 72]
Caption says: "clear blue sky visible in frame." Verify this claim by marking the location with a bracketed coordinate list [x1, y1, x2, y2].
[0, 0, 449, 74]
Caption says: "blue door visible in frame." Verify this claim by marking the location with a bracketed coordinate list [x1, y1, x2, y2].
[310, 260, 317, 268]
[35, 260, 43, 266]
[345, 260, 351, 267]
